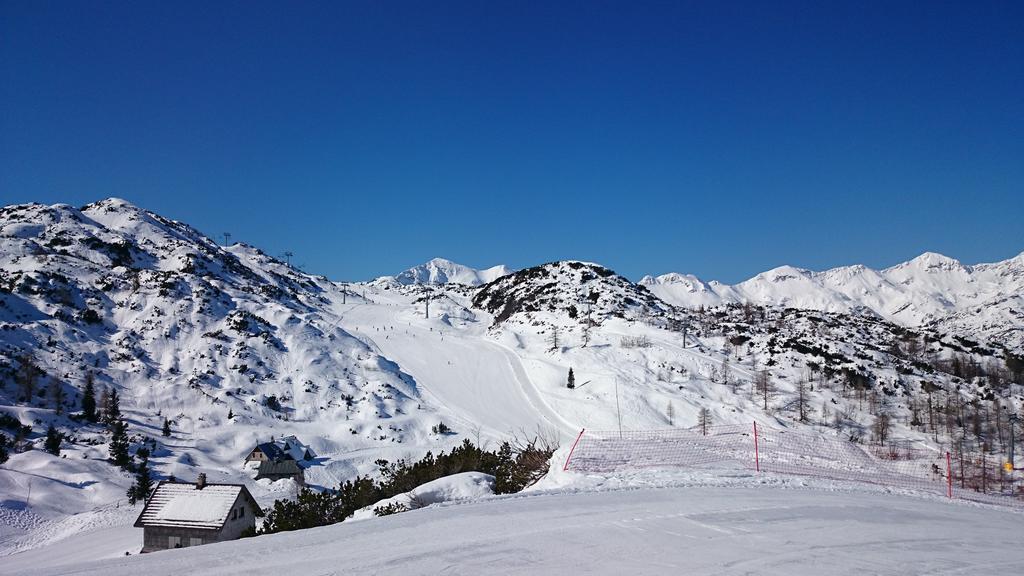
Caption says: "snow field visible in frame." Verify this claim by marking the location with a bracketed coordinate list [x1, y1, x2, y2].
[10, 482, 1023, 576]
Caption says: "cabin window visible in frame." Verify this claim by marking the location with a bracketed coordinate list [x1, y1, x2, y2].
[231, 509, 237, 520]
[169, 536, 181, 548]
[190, 537, 202, 547]
[239, 506, 245, 517]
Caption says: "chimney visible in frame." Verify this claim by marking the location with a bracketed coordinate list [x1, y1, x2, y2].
[196, 473, 207, 489]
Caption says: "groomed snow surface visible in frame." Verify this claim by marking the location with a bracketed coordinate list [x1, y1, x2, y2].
[9, 475, 1024, 576]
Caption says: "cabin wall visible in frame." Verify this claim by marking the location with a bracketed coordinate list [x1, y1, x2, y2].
[254, 472, 305, 485]
[219, 493, 258, 541]
[142, 526, 218, 552]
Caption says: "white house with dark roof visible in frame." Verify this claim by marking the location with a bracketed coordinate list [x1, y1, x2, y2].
[279, 435, 317, 461]
[134, 474, 260, 552]
[243, 436, 316, 467]
[244, 441, 288, 464]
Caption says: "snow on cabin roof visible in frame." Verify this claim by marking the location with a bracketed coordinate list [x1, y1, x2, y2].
[135, 481, 253, 530]
[279, 436, 317, 460]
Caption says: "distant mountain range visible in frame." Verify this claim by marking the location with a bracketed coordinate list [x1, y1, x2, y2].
[382, 252, 1023, 351]
[640, 251, 1024, 324]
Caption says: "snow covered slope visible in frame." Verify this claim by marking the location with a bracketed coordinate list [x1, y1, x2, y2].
[388, 257, 513, 286]
[11, 481, 1023, 576]
[0, 199, 464, 547]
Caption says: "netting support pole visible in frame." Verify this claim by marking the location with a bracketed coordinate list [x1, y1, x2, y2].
[563, 428, 586, 471]
[946, 451, 952, 499]
[753, 421, 760, 472]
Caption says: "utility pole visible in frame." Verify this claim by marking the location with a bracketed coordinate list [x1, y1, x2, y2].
[223, 232, 231, 246]
[615, 377, 623, 439]
[424, 291, 430, 319]
[1010, 414, 1019, 470]
[283, 251, 294, 266]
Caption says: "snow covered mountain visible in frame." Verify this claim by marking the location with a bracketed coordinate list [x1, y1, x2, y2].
[0, 199, 453, 523]
[641, 251, 1024, 339]
[388, 257, 513, 286]
[1, 198, 1021, 567]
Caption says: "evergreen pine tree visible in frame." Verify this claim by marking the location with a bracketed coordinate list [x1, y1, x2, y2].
[14, 353, 39, 402]
[81, 373, 97, 422]
[44, 424, 62, 456]
[161, 418, 171, 437]
[127, 448, 153, 505]
[0, 433, 8, 464]
[109, 419, 132, 469]
[98, 387, 110, 424]
[104, 388, 121, 426]
[49, 381, 66, 415]
[227, 408, 234, 420]
[567, 368, 575, 389]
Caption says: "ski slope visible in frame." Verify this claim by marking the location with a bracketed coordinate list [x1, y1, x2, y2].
[334, 293, 575, 441]
[12, 484, 1023, 576]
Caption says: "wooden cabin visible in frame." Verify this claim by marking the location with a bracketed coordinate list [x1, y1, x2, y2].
[134, 474, 260, 553]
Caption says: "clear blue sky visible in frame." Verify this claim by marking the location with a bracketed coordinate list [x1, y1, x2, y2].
[2, 2, 1022, 282]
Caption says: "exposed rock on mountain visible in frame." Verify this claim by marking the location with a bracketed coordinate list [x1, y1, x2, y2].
[473, 261, 669, 325]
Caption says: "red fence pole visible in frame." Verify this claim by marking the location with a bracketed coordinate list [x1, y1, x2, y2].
[753, 421, 760, 472]
[946, 451, 953, 499]
[563, 428, 586, 471]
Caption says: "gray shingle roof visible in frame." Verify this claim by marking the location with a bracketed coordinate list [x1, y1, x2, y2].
[256, 459, 303, 476]
[134, 481, 256, 530]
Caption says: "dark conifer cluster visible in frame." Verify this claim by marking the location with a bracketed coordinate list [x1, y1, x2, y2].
[259, 437, 554, 534]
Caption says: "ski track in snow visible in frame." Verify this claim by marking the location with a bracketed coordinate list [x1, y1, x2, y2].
[336, 298, 574, 442]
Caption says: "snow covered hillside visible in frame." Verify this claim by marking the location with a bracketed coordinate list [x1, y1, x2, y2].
[1, 198, 1022, 569]
[0, 199, 469, 557]
[641, 251, 1024, 339]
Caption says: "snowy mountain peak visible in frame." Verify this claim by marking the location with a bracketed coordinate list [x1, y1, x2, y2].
[640, 272, 704, 286]
[473, 260, 668, 325]
[85, 197, 138, 211]
[756, 265, 812, 282]
[393, 257, 513, 286]
[889, 251, 967, 273]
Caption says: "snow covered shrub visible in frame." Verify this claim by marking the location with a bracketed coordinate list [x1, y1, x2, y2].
[373, 501, 408, 517]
